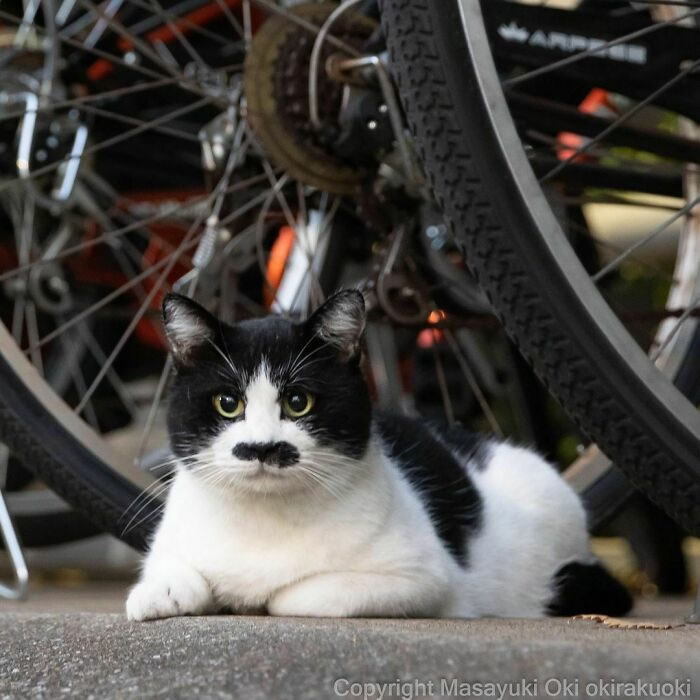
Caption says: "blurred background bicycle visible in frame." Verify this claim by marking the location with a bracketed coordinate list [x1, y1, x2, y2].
[0, 0, 698, 610]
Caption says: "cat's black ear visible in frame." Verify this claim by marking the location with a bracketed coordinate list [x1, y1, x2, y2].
[307, 289, 366, 360]
[162, 293, 217, 366]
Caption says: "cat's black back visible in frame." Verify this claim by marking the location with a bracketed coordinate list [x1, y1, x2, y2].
[375, 413, 485, 566]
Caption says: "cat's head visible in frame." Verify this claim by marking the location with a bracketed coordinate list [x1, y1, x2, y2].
[163, 290, 371, 496]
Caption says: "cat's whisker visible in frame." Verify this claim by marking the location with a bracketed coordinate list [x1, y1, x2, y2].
[121, 452, 213, 512]
[187, 462, 231, 478]
[299, 465, 354, 487]
[120, 482, 173, 535]
[303, 448, 359, 461]
[219, 331, 238, 380]
[288, 344, 328, 381]
[205, 337, 240, 381]
[199, 469, 228, 488]
[286, 337, 332, 379]
[121, 472, 180, 518]
[303, 452, 362, 470]
[122, 501, 167, 536]
[295, 465, 343, 499]
[285, 334, 316, 378]
[296, 461, 352, 499]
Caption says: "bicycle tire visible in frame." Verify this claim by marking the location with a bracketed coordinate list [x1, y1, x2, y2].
[0, 211, 353, 551]
[9, 511, 101, 549]
[0, 329, 153, 551]
[0, 0, 697, 551]
[379, 0, 700, 533]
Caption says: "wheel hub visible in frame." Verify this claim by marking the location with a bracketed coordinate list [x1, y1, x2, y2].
[244, 2, 377, 194]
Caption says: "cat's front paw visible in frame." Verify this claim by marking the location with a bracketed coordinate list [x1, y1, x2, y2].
[126, 567, 212, 621]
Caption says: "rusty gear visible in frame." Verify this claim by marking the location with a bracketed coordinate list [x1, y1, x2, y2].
[244, 2, 376, 194]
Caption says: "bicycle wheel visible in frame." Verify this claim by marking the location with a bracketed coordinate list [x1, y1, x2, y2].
[0, 0, 379, 549]
[0, 0, 504, 550]
[1, 0, 697, 551]
[380, 0, 700, 532]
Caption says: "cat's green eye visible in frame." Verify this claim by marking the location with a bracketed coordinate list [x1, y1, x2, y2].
[282, 391, 314, 418]
[213, 393, 244, 419]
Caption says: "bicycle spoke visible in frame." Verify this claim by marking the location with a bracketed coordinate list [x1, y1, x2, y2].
[592, 194, 700, 282]
[0, 170, 271, 285]
[606, 0, 700, 9]
[296, 181, 307, 233]
[73, 176, 189, 274]
[75, 320, 140, 417]
[249, 0, 263, 44]
[650, 289, 700, 361]
[254, 172, 289, 279]
[75, 0, 204, 83]
[11, 296, 26, 349]
[0, 8, 183, 85]
[72, 102, 200, 142]
[547, 187, 681, 212]
[525, 132, 685, 174]
[248, 0, 360, 56]
[430, 335, 456, 425]
[74, 221, 203, 414]
[261, 160, 297, 230]
[0, 77, 180, 124]
[539, 58, 700, 185]
[252, 172, 326, 315]
[212, 0, 245, 39]
[58, 331, 101, 430]
[13, 0, 41, 48]
[443, 329, 504, 438]
[111, 242, 151, 304]
[290, 195, 338, 315]
[259, 163, 331, 311]
[145, 0, 210, 70]
[0, 96, 213, 197]
[135, 353, 173, 466]
[218, 184, 281, 229]
[127, 0, 236, 46]
[61, 1, 101, 36]
[84, 0, 127, 49]
[25, 301, 44, 376]
[560, 212, 675, 282]
[74, 138, 243, 413]
[25, 235, 202, 353]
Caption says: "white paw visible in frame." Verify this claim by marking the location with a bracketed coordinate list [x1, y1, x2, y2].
[126, 567, 212, 621]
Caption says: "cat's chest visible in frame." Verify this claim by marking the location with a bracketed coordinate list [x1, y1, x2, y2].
[170, 495, 369, 605]
[203, 525, 330, 602]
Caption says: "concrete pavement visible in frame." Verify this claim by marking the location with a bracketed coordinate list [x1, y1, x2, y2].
[1, 600, 699, 699]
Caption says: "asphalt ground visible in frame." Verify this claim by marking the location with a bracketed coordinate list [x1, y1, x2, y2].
[1, 583, 698, 699]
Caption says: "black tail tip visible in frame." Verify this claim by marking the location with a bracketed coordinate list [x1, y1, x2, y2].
[547, 561, 633, 617]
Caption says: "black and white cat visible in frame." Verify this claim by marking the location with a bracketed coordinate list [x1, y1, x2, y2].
[126, 290, 631, 621]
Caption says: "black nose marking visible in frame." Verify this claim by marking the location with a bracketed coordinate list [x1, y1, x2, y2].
[232, 441, 300, 467]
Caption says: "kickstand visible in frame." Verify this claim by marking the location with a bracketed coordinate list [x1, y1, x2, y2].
[0, 444, 29, 600]
[687, 582, 700, 624]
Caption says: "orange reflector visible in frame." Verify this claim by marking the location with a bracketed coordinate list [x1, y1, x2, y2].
[557, 88, 612, 161]
[264, 225, 296, 308]
[428, 309, 446, 324]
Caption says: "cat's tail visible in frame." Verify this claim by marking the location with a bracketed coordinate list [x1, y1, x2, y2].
[546, 561, 633, 617]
